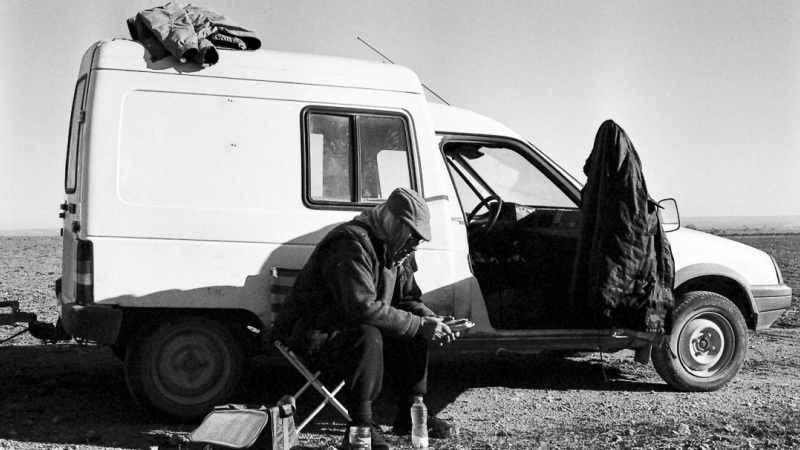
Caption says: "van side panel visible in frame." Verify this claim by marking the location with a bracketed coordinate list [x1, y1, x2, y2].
[86, 71, 308, 242]
[79, 64, 475, 330]
[118, 91, 289, 211]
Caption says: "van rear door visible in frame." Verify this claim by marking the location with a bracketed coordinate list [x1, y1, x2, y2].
[60, 75, 89, 306]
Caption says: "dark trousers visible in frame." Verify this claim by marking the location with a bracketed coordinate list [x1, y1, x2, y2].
[310, 324, 428, 423]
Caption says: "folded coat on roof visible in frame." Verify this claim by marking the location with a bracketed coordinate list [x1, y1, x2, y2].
[127, 2, 261, 67]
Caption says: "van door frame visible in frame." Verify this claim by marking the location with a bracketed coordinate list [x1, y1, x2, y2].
[434, 134, 647, 352]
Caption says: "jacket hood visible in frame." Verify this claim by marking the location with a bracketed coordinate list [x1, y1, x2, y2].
[385, 188, 432, 241]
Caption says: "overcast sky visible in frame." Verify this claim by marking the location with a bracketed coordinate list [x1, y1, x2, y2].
[1, 1, 798, 231]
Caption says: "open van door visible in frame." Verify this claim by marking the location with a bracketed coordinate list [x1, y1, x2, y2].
[441, 137, 587, 330]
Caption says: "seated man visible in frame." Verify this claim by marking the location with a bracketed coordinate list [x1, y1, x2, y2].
[271, 188, 457, 450]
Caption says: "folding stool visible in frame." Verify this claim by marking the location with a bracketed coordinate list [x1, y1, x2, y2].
[270, 268, 351, 432]
[273, 340, 351, 432]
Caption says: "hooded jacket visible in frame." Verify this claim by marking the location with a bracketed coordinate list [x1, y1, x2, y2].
[271, 197, 435, 358]
[127, 2, 261, 67]
[571, 120, 675, 332]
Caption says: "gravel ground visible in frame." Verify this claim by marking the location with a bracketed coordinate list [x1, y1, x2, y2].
[2, 235, 799, 450]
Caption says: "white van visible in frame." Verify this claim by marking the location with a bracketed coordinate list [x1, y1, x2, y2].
[57, 39, 792, 419]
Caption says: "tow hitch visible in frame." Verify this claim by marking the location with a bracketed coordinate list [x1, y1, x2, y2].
[0, 300, 37, 326]
[1, 300, 71, 343]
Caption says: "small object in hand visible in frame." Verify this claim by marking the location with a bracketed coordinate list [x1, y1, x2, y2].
[444, 318, 475, 333]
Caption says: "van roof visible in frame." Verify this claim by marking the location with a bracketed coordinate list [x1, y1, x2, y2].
[86, 39, 424, 94]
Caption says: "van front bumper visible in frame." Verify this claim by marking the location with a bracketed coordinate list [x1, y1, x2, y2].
[751, 284, 793, 330]
[60, 302, 123, 344]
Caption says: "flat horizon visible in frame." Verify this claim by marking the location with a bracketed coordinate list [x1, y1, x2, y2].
[3, 214, 800, 236]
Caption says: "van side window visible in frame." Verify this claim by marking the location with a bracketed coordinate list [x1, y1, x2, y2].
[65, 77, 87, 193]
[308, 114, 353, 201]
[306, 110, 413, 205]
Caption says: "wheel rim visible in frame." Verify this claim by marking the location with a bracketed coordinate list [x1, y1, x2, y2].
[677, 312, 735, 378]
[150, 328, 232, 406]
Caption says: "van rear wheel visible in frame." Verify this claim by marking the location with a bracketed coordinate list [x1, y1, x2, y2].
[652, 291, 747, 392]
[124, 317, 243, 420]
[110, 344, 126, 361]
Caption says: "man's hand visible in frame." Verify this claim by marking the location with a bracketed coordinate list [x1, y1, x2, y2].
[419, 316, 460, 346]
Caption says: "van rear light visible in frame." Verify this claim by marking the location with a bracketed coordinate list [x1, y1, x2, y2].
[76, 238, 94, 305]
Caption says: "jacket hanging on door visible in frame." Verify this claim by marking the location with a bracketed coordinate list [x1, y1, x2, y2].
[571, 120, 675, 332]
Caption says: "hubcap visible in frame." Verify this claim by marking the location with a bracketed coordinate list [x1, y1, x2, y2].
[677, 313, 735, 378]
[151, 329, 231, 405]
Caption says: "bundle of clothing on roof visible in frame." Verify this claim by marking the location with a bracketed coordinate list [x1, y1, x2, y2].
[570, 119, 675, 333]
[127, 2, 261, 67]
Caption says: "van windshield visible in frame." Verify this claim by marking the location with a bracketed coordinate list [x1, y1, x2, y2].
[445, 143, 576, 212]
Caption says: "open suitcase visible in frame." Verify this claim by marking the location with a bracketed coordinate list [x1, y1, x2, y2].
[190, 399, 300, 450]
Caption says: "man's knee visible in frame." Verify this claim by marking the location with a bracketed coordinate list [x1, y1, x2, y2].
[311, 325, 382, 372]
[352, 324, 384, 358]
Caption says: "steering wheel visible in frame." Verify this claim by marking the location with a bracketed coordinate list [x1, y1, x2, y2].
[467, 195, 504, 236]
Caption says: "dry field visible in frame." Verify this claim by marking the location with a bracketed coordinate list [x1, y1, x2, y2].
[1, 235, 799, 450]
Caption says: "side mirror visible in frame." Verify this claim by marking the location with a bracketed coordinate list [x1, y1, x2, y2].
[658, 198, 680, 232]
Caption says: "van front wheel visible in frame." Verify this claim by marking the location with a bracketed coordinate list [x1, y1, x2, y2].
[124, 317, 243, 420]
[652, 291, 747, 392]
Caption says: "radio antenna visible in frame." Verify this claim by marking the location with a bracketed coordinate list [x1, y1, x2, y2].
[357, 37, 451, 106]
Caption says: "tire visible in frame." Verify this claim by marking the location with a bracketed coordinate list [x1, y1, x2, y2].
[124, 317, 243, 420]
[110, 344, 126, 361]
[652, 291, 747, 392]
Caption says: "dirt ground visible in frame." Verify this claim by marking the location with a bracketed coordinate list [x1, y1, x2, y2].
[1, 235, 799, 450]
